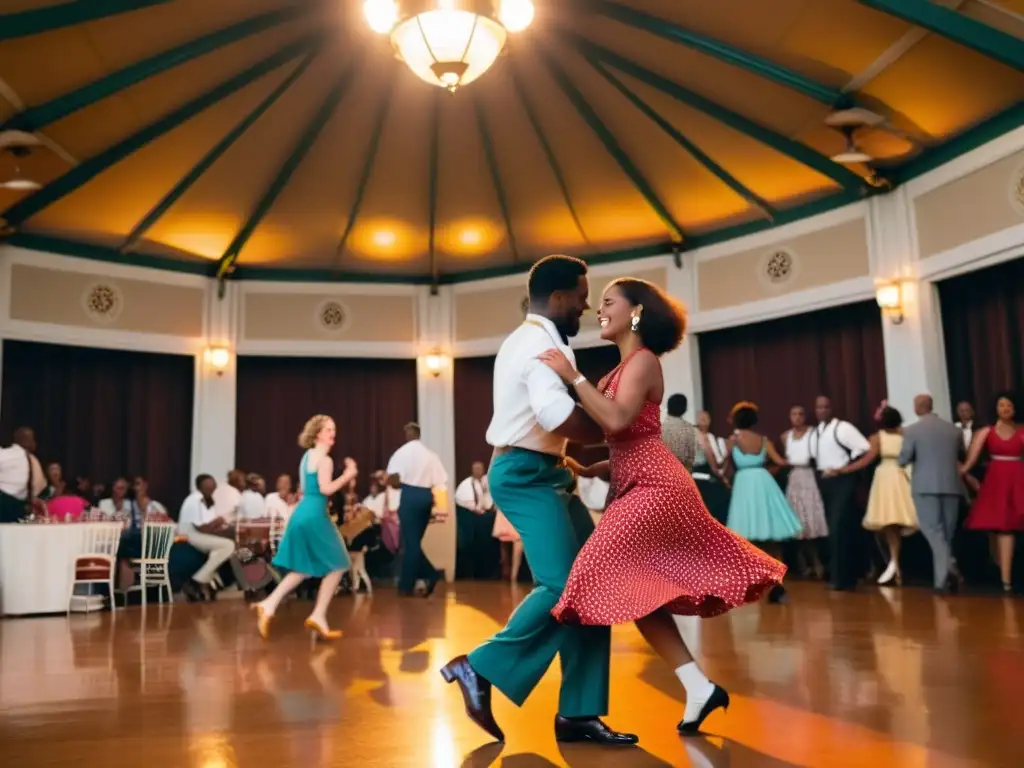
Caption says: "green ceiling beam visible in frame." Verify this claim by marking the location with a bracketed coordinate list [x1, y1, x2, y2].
[216, 55, 359, 280]
[565, 33, 868, 194]
[1, 5, 311, 132]
[2, 35, 318, 228]
[589, 57, 776, 221]
[121, 48, 320, 253]
[536, 42, 686, 243]
[0, 0, 172, 40]
[857, 0, 1024, 72]
[472, 91, 520, 262]
[577, 0, 846, 105]
[335, 67, 398, 263]
[428, 90, 441, 291]
[507, 58, 590, 246]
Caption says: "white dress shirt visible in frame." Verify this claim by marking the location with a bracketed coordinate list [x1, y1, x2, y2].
[387, 439, 448, 490]
[177, 492, 218, 535]
[0, 445, 45, 500]
[212, 484, 242, 524]
[485, 313, 577, 456]
[264, 492, 296, 522]
[238, 489, 266, 520]
[454, 476, 492, 510]
[955, 421, 973, 451]
[810, 418, 870, 471]
[577, 476, 610, 511]
[99, 497, 131, 518]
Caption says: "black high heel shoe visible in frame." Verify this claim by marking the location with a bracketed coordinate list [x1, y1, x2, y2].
[677, 684, 730, 735]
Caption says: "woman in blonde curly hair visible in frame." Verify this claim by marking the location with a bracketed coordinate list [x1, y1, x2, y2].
[254, 415, 358, 641]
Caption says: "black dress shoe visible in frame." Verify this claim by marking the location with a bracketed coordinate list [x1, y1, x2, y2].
[677, 684, 730, 735]
[423, 572, 441, 597]
[554, 715, 638, 745]
[440, 655, 504, 742]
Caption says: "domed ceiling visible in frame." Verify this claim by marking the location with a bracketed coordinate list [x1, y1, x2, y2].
[0, 0, 1022, 285]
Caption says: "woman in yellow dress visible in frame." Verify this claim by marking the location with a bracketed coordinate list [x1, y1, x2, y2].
[833, 404, 918, 586]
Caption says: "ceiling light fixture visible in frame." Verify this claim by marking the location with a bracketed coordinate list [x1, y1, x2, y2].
[0, 146, 41, 191]
[364, 0, 535, 94]
[830, 126, 873, 165]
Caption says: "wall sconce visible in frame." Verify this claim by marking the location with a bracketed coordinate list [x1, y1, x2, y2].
[204, 346, 231, 376]
[875, 282, 904, 325]
[423, 351, 447, 378]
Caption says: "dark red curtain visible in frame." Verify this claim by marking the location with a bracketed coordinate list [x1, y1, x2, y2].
[939, 257, 1024, 421]
[452, 344, 620, 479]
[0, 340, 195, 508]
[698, 300, 887, 439]
[235, 356, 418, 496]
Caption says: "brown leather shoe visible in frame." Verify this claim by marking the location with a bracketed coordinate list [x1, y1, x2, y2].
[440, 655, 504, 742]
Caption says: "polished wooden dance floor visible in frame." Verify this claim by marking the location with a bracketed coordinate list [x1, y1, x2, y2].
[0, 582, 1020, 767]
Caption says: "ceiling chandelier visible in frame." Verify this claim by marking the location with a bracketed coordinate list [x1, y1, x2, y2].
[363, 0, 535, 93]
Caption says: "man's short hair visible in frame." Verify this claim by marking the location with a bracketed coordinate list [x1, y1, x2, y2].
[527, 254, 588, 302]
[666, 394, 688, 417]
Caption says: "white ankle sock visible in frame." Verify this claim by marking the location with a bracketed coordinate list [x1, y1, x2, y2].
[676, 662, 715, 722]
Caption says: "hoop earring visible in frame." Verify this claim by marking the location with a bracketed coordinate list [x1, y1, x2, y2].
[631, 315, 640, 332]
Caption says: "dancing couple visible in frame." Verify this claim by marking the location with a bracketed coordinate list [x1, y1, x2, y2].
[254, 415, 357, 641]
[441, 255, 785, 745]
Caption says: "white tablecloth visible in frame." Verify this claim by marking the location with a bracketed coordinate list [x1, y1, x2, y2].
[0, 523, 122, 616]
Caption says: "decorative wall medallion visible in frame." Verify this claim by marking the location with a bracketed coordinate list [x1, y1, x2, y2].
[81, 281, 123, 323]
[316, 299, 350, 332]
[1010, 164, 1024, 217]
[758, 247, 799, 289]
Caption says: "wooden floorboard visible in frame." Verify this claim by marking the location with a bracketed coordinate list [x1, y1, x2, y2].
[0, 582, 1020, 767]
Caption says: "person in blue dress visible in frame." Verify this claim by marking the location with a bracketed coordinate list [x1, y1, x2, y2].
[254, 414, 357, 641]
[707, 402, 802, 603]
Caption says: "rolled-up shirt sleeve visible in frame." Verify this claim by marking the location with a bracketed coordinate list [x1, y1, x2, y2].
[523, 356, 576, 433]
[838, 421, 871, 459]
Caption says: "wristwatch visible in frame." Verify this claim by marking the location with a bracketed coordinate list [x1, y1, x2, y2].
[571, 373, 586, 387]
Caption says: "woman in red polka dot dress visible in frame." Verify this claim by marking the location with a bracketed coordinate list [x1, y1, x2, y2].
[537, 277, 786, 735]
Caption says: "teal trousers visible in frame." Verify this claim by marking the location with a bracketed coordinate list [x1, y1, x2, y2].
[467, 449, 610, 717]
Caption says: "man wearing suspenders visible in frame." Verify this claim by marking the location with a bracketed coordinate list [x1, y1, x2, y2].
[810, 396, 870, 591]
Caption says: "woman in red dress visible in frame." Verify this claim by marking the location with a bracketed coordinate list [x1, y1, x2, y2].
[960, 391, 1024, 593]
[538, 277, 786, 735]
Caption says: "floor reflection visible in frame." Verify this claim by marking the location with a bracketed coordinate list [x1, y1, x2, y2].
[0, 582, 1020, 766]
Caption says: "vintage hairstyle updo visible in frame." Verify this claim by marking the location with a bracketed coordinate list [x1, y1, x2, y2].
[298, 414, 332, 449]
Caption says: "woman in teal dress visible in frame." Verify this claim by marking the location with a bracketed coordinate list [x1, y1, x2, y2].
[254, 414, 357, 641]
[708, 402, 802, 602]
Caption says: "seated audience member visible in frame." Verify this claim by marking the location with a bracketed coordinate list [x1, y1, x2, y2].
[40, 462, 66, 500]
[99, 477, 132, 523]
[117, 476, 170, 571]
[212, 469, 244, 527]
[0, 427, 46, 523]
[240, 473, 267, 520]
[177, 474, 235, 601]
[265, 473, 298, 523]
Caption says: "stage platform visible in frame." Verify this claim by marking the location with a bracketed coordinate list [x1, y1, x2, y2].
[0, 581, 1019, 767]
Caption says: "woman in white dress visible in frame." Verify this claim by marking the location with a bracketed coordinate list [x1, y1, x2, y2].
[781, 405, 828, 579]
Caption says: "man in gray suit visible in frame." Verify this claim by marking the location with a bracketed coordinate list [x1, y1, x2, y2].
[898, 394, 964, 592]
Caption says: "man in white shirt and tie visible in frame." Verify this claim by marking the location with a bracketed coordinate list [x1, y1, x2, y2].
[810, 395, 871, 591]
[386, 422, 448, 597]
[955, 400, 976, 453]
[440, 254, 637, 747]
[454, 460, 500, 580]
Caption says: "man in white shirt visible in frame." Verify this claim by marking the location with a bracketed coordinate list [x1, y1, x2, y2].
[810, 395, 871, 591]
[0, 427, 45, 523]
[440, 255, 636, 747]
[454, 460, 500, 580]
[387, 422, 448, 597]
[177, 474, 235, 600]
[239, 473, 267, 520]
[212, 469, 244, 526]
[955, 400, 975, 452]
